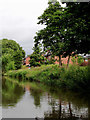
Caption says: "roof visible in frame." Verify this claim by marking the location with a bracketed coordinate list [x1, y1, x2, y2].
[78, 54, 90, 58]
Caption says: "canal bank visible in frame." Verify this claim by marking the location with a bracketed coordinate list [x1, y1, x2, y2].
[5, 64, 90, 93]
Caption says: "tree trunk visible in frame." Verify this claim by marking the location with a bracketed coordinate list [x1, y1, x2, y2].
[59, 55, 62, 67]
[67, 55, 70, 68]
[58, 99, 62, 119]
[69, 102, 72, 117]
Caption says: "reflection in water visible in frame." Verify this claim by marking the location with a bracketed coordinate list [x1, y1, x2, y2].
[44, 89, 89, 120]
[30, 88, 43, 107]
[2, 77, 24, 107]
[44, 99, 88, 120]
[2, 77, 90, 119]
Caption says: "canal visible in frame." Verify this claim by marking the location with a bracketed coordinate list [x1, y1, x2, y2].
[2, 77, 90, 120]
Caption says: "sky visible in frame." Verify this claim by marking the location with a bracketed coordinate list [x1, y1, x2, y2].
[0, 0, 65, 55]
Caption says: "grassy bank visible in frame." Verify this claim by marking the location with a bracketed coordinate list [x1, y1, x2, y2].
[6, 64, 90, 92]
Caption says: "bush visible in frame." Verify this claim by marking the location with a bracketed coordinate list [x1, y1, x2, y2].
[7, 70, 28, 81]
[5, 61, 15, 72]
[7, 64, 90, 92]
[62, 65, 90, 91]
[77, 56, 84, 65]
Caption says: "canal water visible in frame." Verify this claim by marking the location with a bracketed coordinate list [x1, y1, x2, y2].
[2, 77, 90, 120]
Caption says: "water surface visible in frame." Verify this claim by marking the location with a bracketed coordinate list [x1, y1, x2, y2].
[2, 77, 90, 120]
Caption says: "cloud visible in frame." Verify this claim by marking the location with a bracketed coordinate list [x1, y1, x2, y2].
[0, 0, 48, 55]
[0, 0, 65, 55]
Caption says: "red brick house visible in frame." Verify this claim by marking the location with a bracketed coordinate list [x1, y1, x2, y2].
[44, 51, 74, 65]
[45, 53, 90, 66]
[23, 56, 30, 65]
[54, 56, 73, 65]
[23, 54, 90, 66]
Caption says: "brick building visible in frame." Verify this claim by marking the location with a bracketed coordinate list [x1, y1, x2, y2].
[54, 56, 73, 65]
[23, 54, 90, 66]
[23, 56, 30, 65]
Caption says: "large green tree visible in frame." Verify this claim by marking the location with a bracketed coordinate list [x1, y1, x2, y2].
[34, 1, 65, 67]
[34, 1, 90, 67]
[2, 39, 25, 73]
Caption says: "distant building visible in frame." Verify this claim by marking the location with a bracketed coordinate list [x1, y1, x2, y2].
[44, 52, 90, 66]
[23, 56, 30, 65]
[44, 51, 73, 65]
[54, 56, 73, 65]
[23, 53, 90, 66]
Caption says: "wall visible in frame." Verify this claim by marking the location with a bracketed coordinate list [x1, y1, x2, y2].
[26, 57, 30, 65]
[54, 56, 73, 65]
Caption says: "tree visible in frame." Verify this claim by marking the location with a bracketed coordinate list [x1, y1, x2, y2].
[2, 39, 25, 73]
[34, 1, 65, 67]
[60, 2, 90, 66]
[34, 1, 74, 67]
[2, 53, 14, 72]
[34, 2, 90, 67]
[62, 2, 90, 54]
[30, 45, 45, 67]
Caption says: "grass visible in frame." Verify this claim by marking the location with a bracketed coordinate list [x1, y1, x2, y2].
[6, 64, 90, 92]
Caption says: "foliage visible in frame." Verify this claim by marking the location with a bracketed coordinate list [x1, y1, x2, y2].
[30, 46, 45, 67]
[7, 70, 28, 81]
[34, 1, 65, 66]
[2, 53, 13, 73]
[2, 39, 25, 73]
[5, 61, 15, 72]
[77, 56, 84, 65]
[62, 65, 90, 91]
[7, 65, 90, 92]
[64, 2, 90, 54]
[34, 2, 90, 67]
[71, 56, 77, 64]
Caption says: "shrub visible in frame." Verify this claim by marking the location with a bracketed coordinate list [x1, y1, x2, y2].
[7, 70, 28, 81]
[62, 65, 90, 91]
[7, 65, 89, 92]
[77, 56, 84, 65]
[5, 61, 15, 72]
[71, 56, 77, 64]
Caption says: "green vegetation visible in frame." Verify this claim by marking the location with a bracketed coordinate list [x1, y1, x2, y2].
[6, 65, 90, 93]
[34, 2, 90, 67]
[71, 55, 84, 65]
[2, 2, 90, 94]
[2, 39, 25, 74]
[29, 45, 45, 67]
[77, 56, 84, 65]
[29, 45, 55, 67]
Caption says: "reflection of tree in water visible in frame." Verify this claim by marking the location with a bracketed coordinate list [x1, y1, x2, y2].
[44, 90, 89, 120]
[2, 77, 24, 107]
[44, 100, 88, 120]
[30, 88, 43, 107]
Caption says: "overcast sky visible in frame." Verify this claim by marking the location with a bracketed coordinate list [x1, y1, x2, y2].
[0, 0, 65, 55]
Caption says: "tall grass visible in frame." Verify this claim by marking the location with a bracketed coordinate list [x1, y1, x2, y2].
[7, 70, 28, 81]
[61, 65, 90, 92]
[6, 64, 90, 92]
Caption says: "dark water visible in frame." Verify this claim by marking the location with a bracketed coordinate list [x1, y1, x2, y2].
[2, 77, 90, 120]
